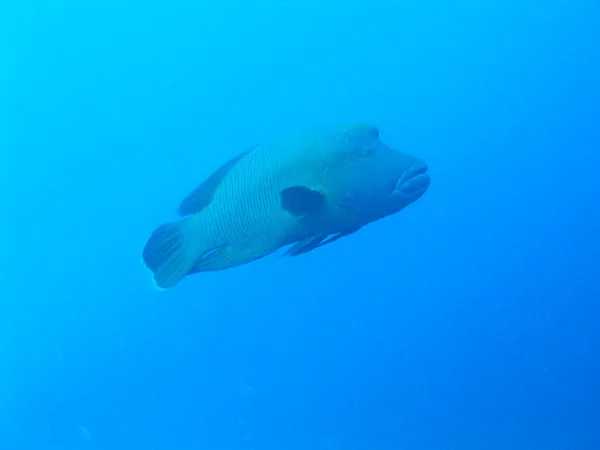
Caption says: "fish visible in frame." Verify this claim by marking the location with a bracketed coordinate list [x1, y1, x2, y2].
[142, 123, 430, 289]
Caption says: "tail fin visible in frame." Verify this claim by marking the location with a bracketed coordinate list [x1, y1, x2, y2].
[142, 218, 198, 289]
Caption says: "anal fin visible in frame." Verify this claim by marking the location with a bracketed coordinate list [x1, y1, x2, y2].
[189, 245, 276, 273]
[282, 235, 328, 257]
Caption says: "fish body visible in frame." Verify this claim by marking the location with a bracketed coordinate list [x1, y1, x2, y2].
[142, 123, 430, 289]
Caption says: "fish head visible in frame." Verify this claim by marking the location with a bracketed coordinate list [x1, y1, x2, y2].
[323, 124, 430, 224]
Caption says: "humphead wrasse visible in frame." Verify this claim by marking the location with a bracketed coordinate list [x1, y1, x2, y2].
[142, 123, 430, 289]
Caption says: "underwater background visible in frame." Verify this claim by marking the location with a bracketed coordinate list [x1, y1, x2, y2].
[2, 0, 599, 449]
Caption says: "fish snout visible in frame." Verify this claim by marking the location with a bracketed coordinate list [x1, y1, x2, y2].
[393, 161, 430, 201]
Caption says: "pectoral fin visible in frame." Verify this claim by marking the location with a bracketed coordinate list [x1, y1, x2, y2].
[280, 186, 326, 217]
[282, 234, 328, 257]
[283, 227, 361, 257]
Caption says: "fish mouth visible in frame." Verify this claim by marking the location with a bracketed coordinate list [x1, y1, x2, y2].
[394, 163, 430, 199]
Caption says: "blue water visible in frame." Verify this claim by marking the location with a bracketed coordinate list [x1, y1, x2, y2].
[2, 1, 599, 449]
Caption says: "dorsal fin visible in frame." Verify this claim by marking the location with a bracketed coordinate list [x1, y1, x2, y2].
[177, 146, 256, 216]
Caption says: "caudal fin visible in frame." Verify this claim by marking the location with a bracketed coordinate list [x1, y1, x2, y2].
[142, 219, 197, 289]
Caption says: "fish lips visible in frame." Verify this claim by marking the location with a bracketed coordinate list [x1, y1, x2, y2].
[393, 162, 430, 201]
